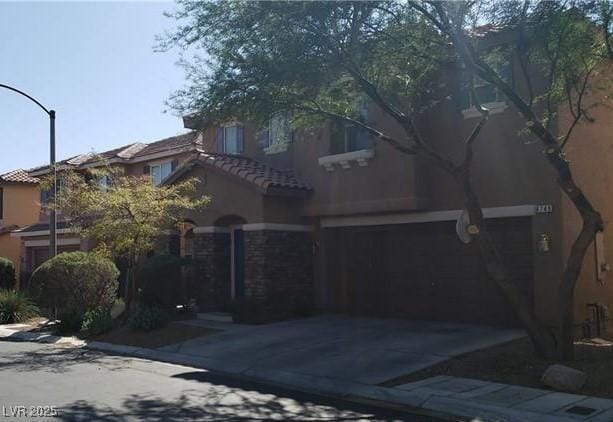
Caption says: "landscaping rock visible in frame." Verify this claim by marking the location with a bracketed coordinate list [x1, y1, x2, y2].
[541, 364, 586, 393]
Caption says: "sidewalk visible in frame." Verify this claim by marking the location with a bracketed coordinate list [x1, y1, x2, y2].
[2, 323, 613, 421]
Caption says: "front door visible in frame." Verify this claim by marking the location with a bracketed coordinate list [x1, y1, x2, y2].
[232, 228, 245, 298]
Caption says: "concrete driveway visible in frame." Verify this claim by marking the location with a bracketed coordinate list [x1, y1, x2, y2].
[163, 316, 524, 386]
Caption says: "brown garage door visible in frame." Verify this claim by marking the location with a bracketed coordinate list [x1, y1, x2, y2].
[324, 217, 533, 326]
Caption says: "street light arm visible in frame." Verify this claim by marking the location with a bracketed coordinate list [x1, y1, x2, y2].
[0, 83, 50, 115]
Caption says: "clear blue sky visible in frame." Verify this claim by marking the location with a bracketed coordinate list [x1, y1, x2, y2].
[0, 1, 189, 173]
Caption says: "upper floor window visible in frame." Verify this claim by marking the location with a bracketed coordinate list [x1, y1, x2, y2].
[262, 113, 292, 154]
[216, 123, 245, 154]
[150, 162, 172, 186]
[459, 60, 512, 116]
[329, 101, 372, 155]
[40, 176, 66, 204]
[98, 175, 112, 191]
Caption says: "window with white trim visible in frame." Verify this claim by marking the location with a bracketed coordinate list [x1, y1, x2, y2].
[329, 101, 372, 155]
[150, 162, 172, 186]
[263, 113, 291, 153]
[459, 60, 512, 114]
[98, 175, 112, 191]
[216, 123, 245, 154]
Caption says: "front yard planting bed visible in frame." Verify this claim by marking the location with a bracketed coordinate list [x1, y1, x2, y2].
[93, 322, 221, 349]
[383, 336, 613, 398]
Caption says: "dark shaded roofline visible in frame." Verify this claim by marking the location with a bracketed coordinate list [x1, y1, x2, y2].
[163, 153, 311, 197]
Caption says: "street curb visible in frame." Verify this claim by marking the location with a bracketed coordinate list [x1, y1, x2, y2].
[0, 331, 571, 422]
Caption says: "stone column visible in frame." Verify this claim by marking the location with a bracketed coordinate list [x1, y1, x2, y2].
[191, 232, 231, 311]
[243, 229, 314, 319]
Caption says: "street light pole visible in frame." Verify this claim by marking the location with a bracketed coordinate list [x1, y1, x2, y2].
[49, 110, 57, 258]
[0, 84, 57, 258]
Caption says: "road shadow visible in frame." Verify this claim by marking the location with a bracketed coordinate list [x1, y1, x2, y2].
[0, 341, 130, 374]
[58, 390, 408, 421]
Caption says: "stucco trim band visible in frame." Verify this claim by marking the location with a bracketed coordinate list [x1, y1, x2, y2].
[193, 226, 232, 234]
[10, 228, 73, 238]
[321, 204, 539, 228]
[24, 238, 81, 247]
[194, 223, 312, 233]
[241, 223, 313, 232]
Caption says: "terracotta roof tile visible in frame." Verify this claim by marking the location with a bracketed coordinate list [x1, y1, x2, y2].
[28, 132, 201, 174]
[0, 169, 39, 184]
[198, 153, 311, 192]
[132, 132, 200, 158]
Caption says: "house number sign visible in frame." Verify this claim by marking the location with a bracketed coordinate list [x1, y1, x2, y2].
[536, 204, 553, 214]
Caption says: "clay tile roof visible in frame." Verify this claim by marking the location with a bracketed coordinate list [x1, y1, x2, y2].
[132, 131, 200, 158]
[0, 169, 39, 184]
[12, 220, 72, 234]
[198, 153, 311, 192]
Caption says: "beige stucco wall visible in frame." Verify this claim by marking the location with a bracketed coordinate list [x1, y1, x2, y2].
[558, 65, 613, 324]
[0, 183, 40, 278]
[0, 183, 40, 227]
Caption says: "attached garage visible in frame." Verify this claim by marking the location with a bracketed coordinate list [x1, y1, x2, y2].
[322, 216, 534, 326]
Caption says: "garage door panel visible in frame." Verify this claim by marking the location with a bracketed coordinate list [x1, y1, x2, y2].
[325, 217, 533, 326]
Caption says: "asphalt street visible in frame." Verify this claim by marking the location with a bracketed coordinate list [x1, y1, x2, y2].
[0, 341, 448, 421]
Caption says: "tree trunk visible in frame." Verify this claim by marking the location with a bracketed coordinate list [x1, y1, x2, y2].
[455, 171, 559, 358]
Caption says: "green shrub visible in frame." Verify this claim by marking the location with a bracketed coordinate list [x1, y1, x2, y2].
[128, 306, 169, 331]
[0, 257, 16, 290]
[29, 251, 119, 316]
[136, 254, 186, 308]
[57, 309, 84, 335]
[81, 309, 114, 337]
[0, 289, 39, 324]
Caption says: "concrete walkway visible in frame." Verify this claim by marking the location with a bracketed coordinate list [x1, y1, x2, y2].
[393, 376, 613, 422]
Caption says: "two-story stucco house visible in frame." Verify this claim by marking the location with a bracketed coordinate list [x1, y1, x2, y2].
[0, 169, 40, 284]
[10, 62, 613, 335]
[159, 65, 613, 334]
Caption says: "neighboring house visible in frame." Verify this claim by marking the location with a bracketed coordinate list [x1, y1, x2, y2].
[0, 170, 40, 285]
[10, 131, 205, 281]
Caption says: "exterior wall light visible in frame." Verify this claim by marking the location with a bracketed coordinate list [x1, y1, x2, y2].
[538, 233, 551, 253]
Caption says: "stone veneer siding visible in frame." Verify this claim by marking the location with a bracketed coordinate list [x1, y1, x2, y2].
[154, 233, 180, 256]
[191, 232, 231, 311]
[243, 230, 313, 306]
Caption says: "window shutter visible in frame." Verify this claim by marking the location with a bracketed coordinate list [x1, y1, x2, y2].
[0, 187, 3, 219]
[329, 120, 345, 155]
[171, 159, 178, 171]
[143, 165, 150, 175]
[215, 127, 224, 153]
[237, 125, 245, 153]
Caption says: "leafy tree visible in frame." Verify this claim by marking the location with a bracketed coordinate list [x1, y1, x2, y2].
[161, 0, 612, 359]
[48, 166, 208, 310]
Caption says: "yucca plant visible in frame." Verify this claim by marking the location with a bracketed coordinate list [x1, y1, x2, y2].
[0, 290, 40, 324]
